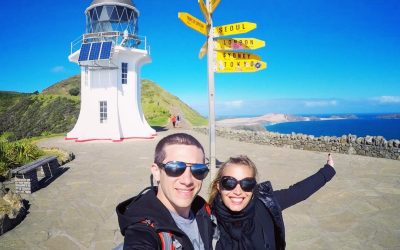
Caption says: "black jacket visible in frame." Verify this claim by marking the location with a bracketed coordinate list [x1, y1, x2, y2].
[215, 164, 336, 250]
[116, 187, 214, 250]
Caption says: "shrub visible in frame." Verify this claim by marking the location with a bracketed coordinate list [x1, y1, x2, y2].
[0, 135, 44, 177]
[68, 87, 80, 96]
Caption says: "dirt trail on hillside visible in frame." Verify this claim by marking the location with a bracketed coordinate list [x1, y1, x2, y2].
[167, 107, 191, 129]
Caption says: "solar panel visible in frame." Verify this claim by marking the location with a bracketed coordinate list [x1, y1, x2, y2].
[89, 42, 101, 60]
[99, 41, 113, 60]
[78, 43, 91, 62]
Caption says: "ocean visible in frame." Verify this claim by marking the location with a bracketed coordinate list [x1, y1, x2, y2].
[265, 114, 400, 140]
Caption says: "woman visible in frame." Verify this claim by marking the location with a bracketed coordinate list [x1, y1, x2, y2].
[209, 154, 335, 250]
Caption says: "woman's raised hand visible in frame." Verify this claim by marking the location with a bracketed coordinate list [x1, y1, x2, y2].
[327, 153, 334, 167]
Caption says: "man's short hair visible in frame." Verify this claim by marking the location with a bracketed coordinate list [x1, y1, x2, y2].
[154, 133, 205, 164]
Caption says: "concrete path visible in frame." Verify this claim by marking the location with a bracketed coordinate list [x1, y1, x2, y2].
[1, 129, 399, 249]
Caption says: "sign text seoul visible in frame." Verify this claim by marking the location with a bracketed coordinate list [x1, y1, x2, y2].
[214, 22, 256, 37]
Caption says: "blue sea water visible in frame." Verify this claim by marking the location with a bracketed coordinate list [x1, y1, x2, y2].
[265, 114, 400, 140]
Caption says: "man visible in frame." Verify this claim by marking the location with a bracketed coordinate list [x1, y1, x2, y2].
[116, 133, 214, 249]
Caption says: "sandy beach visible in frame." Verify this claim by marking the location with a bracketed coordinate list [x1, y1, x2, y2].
[1, 129, 399, 249]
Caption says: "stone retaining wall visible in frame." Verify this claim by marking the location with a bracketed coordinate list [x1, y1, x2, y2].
[194, 127, 400, 160]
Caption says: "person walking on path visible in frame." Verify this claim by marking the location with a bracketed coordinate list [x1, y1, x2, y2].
[176, 115, 181, 127]
[209, 154, 336, 250]
[116, 133, 214, 249]
[171, 114, 177, 128]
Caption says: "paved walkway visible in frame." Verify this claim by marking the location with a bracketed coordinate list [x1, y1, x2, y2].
[1, 129, 399, 249]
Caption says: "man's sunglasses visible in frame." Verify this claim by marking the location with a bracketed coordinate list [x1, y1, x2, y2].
[156, 161, 209, 180]
[220, 176, 257, 192]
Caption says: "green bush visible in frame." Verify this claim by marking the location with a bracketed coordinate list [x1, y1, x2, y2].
[0, 134, 44, 177]
[68, 87, 80, 96]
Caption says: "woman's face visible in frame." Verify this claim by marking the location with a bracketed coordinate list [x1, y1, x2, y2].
[217, 163, 254, 212]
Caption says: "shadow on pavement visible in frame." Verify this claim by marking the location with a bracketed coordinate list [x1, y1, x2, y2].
[152, 126, 168, 132]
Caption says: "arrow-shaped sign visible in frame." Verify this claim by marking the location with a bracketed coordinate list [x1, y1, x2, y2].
[215, 59, 267, 73]
[199, 41, 208, 59]
[198, 0, 211, 24]
[178, 12, 207, 36]
[214, 22, 256, 37]
[210, 0, 221, 13]
[216, 51, 261, 61]
[214, 38, 265, 50]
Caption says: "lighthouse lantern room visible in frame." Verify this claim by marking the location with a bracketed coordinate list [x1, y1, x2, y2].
[66, 0, 156, 142]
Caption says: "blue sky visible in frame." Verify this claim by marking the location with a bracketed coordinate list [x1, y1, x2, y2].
[0, 0, 399, 116]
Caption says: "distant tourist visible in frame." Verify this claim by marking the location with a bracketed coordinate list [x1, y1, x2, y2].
[208, 154, 335, 249]
[116, 133, 214, 249]
[171, 114, 177, 128]
[176, 114, 181, 127]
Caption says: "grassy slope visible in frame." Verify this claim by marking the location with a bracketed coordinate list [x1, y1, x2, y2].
[0, 91, 30, 116]
[142, 80, 207, 126]
[42, 75, 80, 95]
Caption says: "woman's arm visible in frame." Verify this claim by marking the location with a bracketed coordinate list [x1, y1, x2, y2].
[273, 154, 336, 210]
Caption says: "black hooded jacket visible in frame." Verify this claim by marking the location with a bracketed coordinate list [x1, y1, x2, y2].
[214, 164, 336, 250]
[116, 187, 214, 250]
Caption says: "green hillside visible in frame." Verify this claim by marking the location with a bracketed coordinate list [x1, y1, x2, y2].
[42, 75, 80, 96]
[0, 75, 207, 139]
[0, 91, 30, 116]
[142, 79, 207, 126]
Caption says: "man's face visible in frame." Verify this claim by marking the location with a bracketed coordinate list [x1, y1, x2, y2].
[151, 144, 204, 217]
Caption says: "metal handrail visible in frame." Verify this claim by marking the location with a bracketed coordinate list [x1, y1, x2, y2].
[70, 32, 150, 55]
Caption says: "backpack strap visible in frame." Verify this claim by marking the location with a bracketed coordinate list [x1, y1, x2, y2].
[205, 202, 220, 249]
[141, 219, 182, 250]
[204, 202, 212, 216]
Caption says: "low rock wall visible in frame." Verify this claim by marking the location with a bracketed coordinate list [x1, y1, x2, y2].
[194, 127, 400, 160]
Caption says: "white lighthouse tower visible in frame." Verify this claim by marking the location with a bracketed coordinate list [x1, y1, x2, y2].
[66, 0, 156, 142]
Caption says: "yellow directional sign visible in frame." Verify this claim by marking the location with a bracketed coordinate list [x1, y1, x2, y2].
[198, 0, 211, 24]
[214, 22, 256, 37]
[215, 59, 267, 73]
[178, 12, 207, 36]
[211, 0, 221, 13]
[216, 51, 261, 61]
[215, 38, 265, 50]
[199, 41, 208, 59]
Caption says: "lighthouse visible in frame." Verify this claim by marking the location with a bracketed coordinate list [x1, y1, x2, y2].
[66, 0, 156, 142]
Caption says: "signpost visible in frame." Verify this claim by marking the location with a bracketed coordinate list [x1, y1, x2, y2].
[178, 0, 266, 177]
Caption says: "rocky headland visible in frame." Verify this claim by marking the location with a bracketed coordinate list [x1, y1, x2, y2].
[216, 113, 357, 131]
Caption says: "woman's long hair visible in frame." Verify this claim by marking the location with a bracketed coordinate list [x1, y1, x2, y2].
[208, 155, 259, 204]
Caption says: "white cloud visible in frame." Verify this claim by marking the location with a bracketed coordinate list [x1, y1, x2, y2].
[303, 100, 338, 107]
[51, 66, 65, 73]
[373, 96, 400, 104]
[223, 100, 244, 108]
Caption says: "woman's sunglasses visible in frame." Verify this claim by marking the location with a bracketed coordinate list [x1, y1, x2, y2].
[156, 161, 209, 180]
[220, 176, 257, 192]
